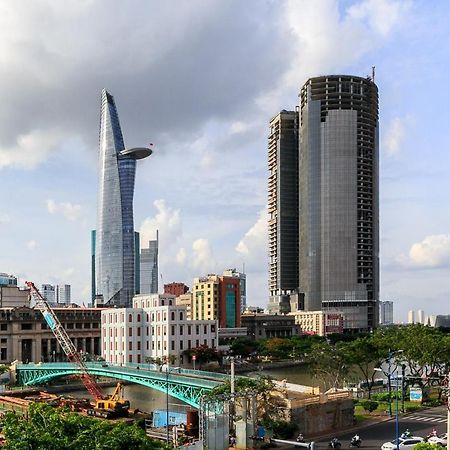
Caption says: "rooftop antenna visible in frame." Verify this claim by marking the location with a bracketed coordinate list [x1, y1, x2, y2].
[372, 66, 376, 83]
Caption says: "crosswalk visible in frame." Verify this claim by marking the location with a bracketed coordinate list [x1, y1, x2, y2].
[405, 414, 448, 423]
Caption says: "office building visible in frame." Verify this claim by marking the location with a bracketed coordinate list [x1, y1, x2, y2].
[175, 292, 193, 320]
[379, 301, 394, 325]
[417, 309, 425, 324]
[268, 111, 299, 312]
[101, 294, 217, 366]
[0, 285, 29, 308]
[289, 310, 344, 336]
[0, 306, 101, 363]
[0, 273, 17, 287]
[41, 284, 56, 304]
[241, 312, 299, 340]
[192, 274, 241, 328]
[140, 231, 159, 295]
[164, 282, 189, 297]
[57, 284, 71, 305]
[223, 269, 247, 312]
[407, 310, 415, 324]
[298, 75, 379, 331]
[95, 89, 151, 307]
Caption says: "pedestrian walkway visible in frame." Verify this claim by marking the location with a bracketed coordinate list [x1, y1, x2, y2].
[405, 414, 447, 423]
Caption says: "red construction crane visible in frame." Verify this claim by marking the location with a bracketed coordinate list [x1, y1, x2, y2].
[26, 281, 103, 400]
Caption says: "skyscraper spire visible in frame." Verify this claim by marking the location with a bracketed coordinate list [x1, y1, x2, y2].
[95, 90, 151, 307]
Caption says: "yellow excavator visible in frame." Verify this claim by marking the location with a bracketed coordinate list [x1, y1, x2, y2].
[26, 282, 130, 419]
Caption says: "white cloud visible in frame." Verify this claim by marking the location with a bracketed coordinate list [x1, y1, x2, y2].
[0, 214, 11, 224]
[258, 0, 411, 111]
[0, 128, 63, 170]
[176, 248, 187, 265]
[383, 116, 409, 156]
[139, 199, 181, 250]
[192, 238, 213, 271]
[46, 199, 82, 221]
[26, 240, 37, 250]
[397, 235, 450, 268]
[236, 208, 267, 268]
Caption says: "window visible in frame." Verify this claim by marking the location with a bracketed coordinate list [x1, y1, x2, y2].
[21, 323, 32, 330]
[180, 341, 183, 350]
[0, 324, 7, 331]
[137, 342, 141, 350]
[171, 312, 175, 321]
[129, 314, 132, 322]
[137, 314, 141, 322]
[204, 325, 207, 334]
[76, 323, 82, 329]
[1, 348, 7, 360]
[196, 325, 199, 334]
[67, 323, 74, 329]
[84, 323, 90, 329]
[129, 342, 132, 351]
[137, 328, 141, 337]
[171, 326, 175, 336]
[179, 325, 183, 335]
[179, 312, 183, 320]
[188, 340, 191, 349]
[171, 341, 175, 351]
[129, 328, 133, 337]
[188, 325, 191, 335]
[211, 325, 215, 333]
[0, 338, 6, 344]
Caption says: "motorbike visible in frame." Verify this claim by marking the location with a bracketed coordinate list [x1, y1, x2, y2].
[297, 434, 305, 443]
[350, 437, 362, 448]
[329, 438, 342, 449]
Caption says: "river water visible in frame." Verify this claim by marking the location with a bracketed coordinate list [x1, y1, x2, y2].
[65, 365, 318, 414]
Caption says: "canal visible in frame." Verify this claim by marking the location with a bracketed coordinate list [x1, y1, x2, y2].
[65, 365, 318, 414]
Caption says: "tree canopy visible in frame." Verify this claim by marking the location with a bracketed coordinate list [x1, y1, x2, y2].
[1, 403, 171, 450]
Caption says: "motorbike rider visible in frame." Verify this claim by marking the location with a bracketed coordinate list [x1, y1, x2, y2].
[351, 434, 361, 446]
[330, 437, 341, 448]
[297, 433, 305, 442]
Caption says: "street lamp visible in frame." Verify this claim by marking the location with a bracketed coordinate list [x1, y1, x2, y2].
[375, 364, 401, 450]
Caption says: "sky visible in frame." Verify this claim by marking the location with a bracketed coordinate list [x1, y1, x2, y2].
[0, 0, 449, 322]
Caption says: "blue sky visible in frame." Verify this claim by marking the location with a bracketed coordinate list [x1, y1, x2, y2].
[0, 0, 449, 321]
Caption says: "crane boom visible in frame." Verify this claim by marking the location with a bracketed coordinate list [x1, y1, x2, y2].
[26, 281, 104, 400]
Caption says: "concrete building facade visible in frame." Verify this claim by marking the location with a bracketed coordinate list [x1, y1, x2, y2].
[164, 283, 189, 297]
[268, 111, 299, 312]
[175, 293, 192, 320]
[57, 284, 71, 305]
[298, 75, 379, 331]
[140, 231, 159, 295]
[0, 306, 101, 364]
[41, 284, 56, 305]
[223, 269, 246, 312]
[192, 275, 241, 328]
[289, 310, 344, 336]
[241, 312, 299, 340]
[101, 294, 218, 366]
[379, 301, 394, 325]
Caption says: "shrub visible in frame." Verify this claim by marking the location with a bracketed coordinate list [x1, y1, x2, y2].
[404, 404, 421, 413]
[372, 391, 402, 402]
[360, 400, 378, 413]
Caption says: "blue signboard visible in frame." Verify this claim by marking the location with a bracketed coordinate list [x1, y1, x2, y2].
[409, 387, 422, 402]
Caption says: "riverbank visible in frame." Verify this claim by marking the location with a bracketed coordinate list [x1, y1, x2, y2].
[222, 359, 308, 374]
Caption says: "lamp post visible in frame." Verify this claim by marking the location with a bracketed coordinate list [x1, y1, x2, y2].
[165, 358, 170, 444]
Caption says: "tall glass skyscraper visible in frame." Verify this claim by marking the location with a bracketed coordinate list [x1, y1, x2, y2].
[95, 89, 151, 307]
[299, 75, 379, 330]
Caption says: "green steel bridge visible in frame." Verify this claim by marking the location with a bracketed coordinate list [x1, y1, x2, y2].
[14, 363, 230, 408]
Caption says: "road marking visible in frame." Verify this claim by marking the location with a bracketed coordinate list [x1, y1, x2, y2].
[405, 414, 447, 423]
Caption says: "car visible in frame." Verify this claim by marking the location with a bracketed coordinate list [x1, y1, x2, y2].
[428, 433, 447, 447]
[381, 436, 424, 450]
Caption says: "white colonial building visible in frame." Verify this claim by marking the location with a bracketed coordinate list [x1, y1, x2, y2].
[101, 294, 218, 366]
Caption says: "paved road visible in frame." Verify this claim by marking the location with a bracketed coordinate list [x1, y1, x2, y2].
[277, 406, 448, 450]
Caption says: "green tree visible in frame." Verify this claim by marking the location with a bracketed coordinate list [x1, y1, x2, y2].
[306, 340, 349, 390]
[183, 345, 219, 368]
[359, 400, 378, 413]
[229, 337, 259, 357]
[1, 403, 171, 450]
[341, 336, 385, 398]
[414, 443, 443, 450]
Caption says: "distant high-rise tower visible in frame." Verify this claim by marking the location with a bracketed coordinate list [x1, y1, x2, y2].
[41, 284, 56, 304]
[298, 75, 379, 331]
[57, 284, 71, 305]
[267, 110, 299, 314]
[140, 231, 159, 294]
[95, 89, 151, 307]
[379, 301, 394, 325]
[223, 268, 247, 312]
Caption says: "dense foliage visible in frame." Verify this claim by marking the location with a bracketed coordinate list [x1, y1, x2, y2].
[230, 325, 450, 397]
[1, 403, 171, 450]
